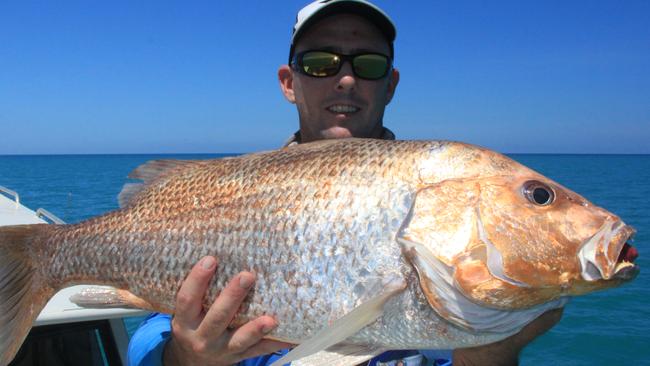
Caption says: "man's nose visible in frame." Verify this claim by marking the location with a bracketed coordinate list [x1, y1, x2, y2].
[336, 62, 356, 91]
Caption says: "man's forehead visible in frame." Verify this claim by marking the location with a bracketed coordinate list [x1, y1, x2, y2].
[293, 13, 391, 53]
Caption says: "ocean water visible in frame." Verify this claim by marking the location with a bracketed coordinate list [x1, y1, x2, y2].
[0, 153, 648, 365]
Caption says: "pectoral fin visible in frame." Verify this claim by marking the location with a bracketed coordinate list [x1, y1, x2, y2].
[270, 279, 406, 366]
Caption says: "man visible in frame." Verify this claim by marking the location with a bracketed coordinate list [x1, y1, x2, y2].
[128, 1, 563, 365]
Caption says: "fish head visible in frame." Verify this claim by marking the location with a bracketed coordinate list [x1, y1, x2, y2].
[457, 172, 639, 308]
[400, 143, 639, 317]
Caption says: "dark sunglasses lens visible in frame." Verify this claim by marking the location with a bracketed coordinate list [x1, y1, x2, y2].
[353, 54, 389, 79]
[301, 51, 340, 77]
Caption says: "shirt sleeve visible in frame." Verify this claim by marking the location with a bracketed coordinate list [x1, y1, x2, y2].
[368, 349, 452, 366]
[127, 313, 172, 366]
[419, 349, 453, 366]
[126, 313, 290, 366]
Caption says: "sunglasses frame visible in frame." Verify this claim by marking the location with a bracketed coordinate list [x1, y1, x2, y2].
[291, 50, 393, 80]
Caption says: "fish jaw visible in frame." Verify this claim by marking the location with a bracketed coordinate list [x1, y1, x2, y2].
[577, 220, 639, 283]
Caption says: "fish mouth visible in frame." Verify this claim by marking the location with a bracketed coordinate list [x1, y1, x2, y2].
[579, 221, 639, 282]
[613, 239, 639, 280]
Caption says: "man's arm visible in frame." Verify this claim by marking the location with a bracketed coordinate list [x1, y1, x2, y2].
[452, 308, 564, 366]
[162, 256, 292, 366]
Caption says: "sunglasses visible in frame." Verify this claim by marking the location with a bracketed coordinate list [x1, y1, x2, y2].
[291, 50, 392, 80]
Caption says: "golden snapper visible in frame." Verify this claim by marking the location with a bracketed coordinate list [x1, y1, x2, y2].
[0, 139, 639, 365]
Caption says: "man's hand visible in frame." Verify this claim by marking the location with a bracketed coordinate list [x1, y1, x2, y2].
[452, 307, 564, 366]
[162, 256, 292, 366]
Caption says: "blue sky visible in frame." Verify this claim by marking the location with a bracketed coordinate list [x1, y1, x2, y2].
[1, 0, 648, 154]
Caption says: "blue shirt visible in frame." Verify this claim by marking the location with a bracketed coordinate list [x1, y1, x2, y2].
[127, 313, 452, 366]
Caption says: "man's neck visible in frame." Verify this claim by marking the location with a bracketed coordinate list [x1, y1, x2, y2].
[283, 126, 395, 147]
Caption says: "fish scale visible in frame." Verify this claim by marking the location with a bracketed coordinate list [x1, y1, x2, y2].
[0, 139, 639, 366]
[38, 140, 439, 341]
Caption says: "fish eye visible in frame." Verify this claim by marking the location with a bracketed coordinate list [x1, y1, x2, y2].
[523, 181, 555, 206]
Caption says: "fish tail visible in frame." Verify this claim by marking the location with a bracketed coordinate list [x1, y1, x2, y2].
[0, 224, 55, 366]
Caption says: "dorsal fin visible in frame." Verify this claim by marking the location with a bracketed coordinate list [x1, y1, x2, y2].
[118, 159, 201, 208]
[128, 159, 195, 182]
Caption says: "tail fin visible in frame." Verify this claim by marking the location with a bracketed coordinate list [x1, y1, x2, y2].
[0, 224, 54, 366]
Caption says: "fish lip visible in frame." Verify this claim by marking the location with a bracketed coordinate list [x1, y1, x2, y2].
[612, 228, 640, 280]
[612, 262, 640, 281]
[579, 222, 638, 281]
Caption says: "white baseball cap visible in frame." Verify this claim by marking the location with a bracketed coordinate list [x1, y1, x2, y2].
[290, 0, 396, 59]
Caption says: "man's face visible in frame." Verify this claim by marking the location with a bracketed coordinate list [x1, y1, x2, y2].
[279, 14, 399, 142]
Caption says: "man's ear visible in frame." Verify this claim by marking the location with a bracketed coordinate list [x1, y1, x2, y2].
[385, 68, 400, 105]
[278, 65, 296, 104]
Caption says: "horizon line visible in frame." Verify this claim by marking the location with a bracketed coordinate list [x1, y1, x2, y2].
[1, 152, 649, 157]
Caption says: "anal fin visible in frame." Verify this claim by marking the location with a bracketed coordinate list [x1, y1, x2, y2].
[270, 279, 406, 366]
[69, 286, 157, 311]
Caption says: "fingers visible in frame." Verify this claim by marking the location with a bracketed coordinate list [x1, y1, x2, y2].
[237, 339, 295, 361]
[226, 316, 278, 353]
[196, 271, 256, 338]
[166, 258, 288, 366]
[174, 256, 217, 329]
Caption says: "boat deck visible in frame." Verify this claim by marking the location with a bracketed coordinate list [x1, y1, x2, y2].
[0, 187, 46, 225]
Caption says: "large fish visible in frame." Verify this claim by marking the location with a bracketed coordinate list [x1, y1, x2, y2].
[0, 139, 639, 366]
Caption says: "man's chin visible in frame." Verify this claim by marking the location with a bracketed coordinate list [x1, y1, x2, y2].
[320, 127, 353, 140]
